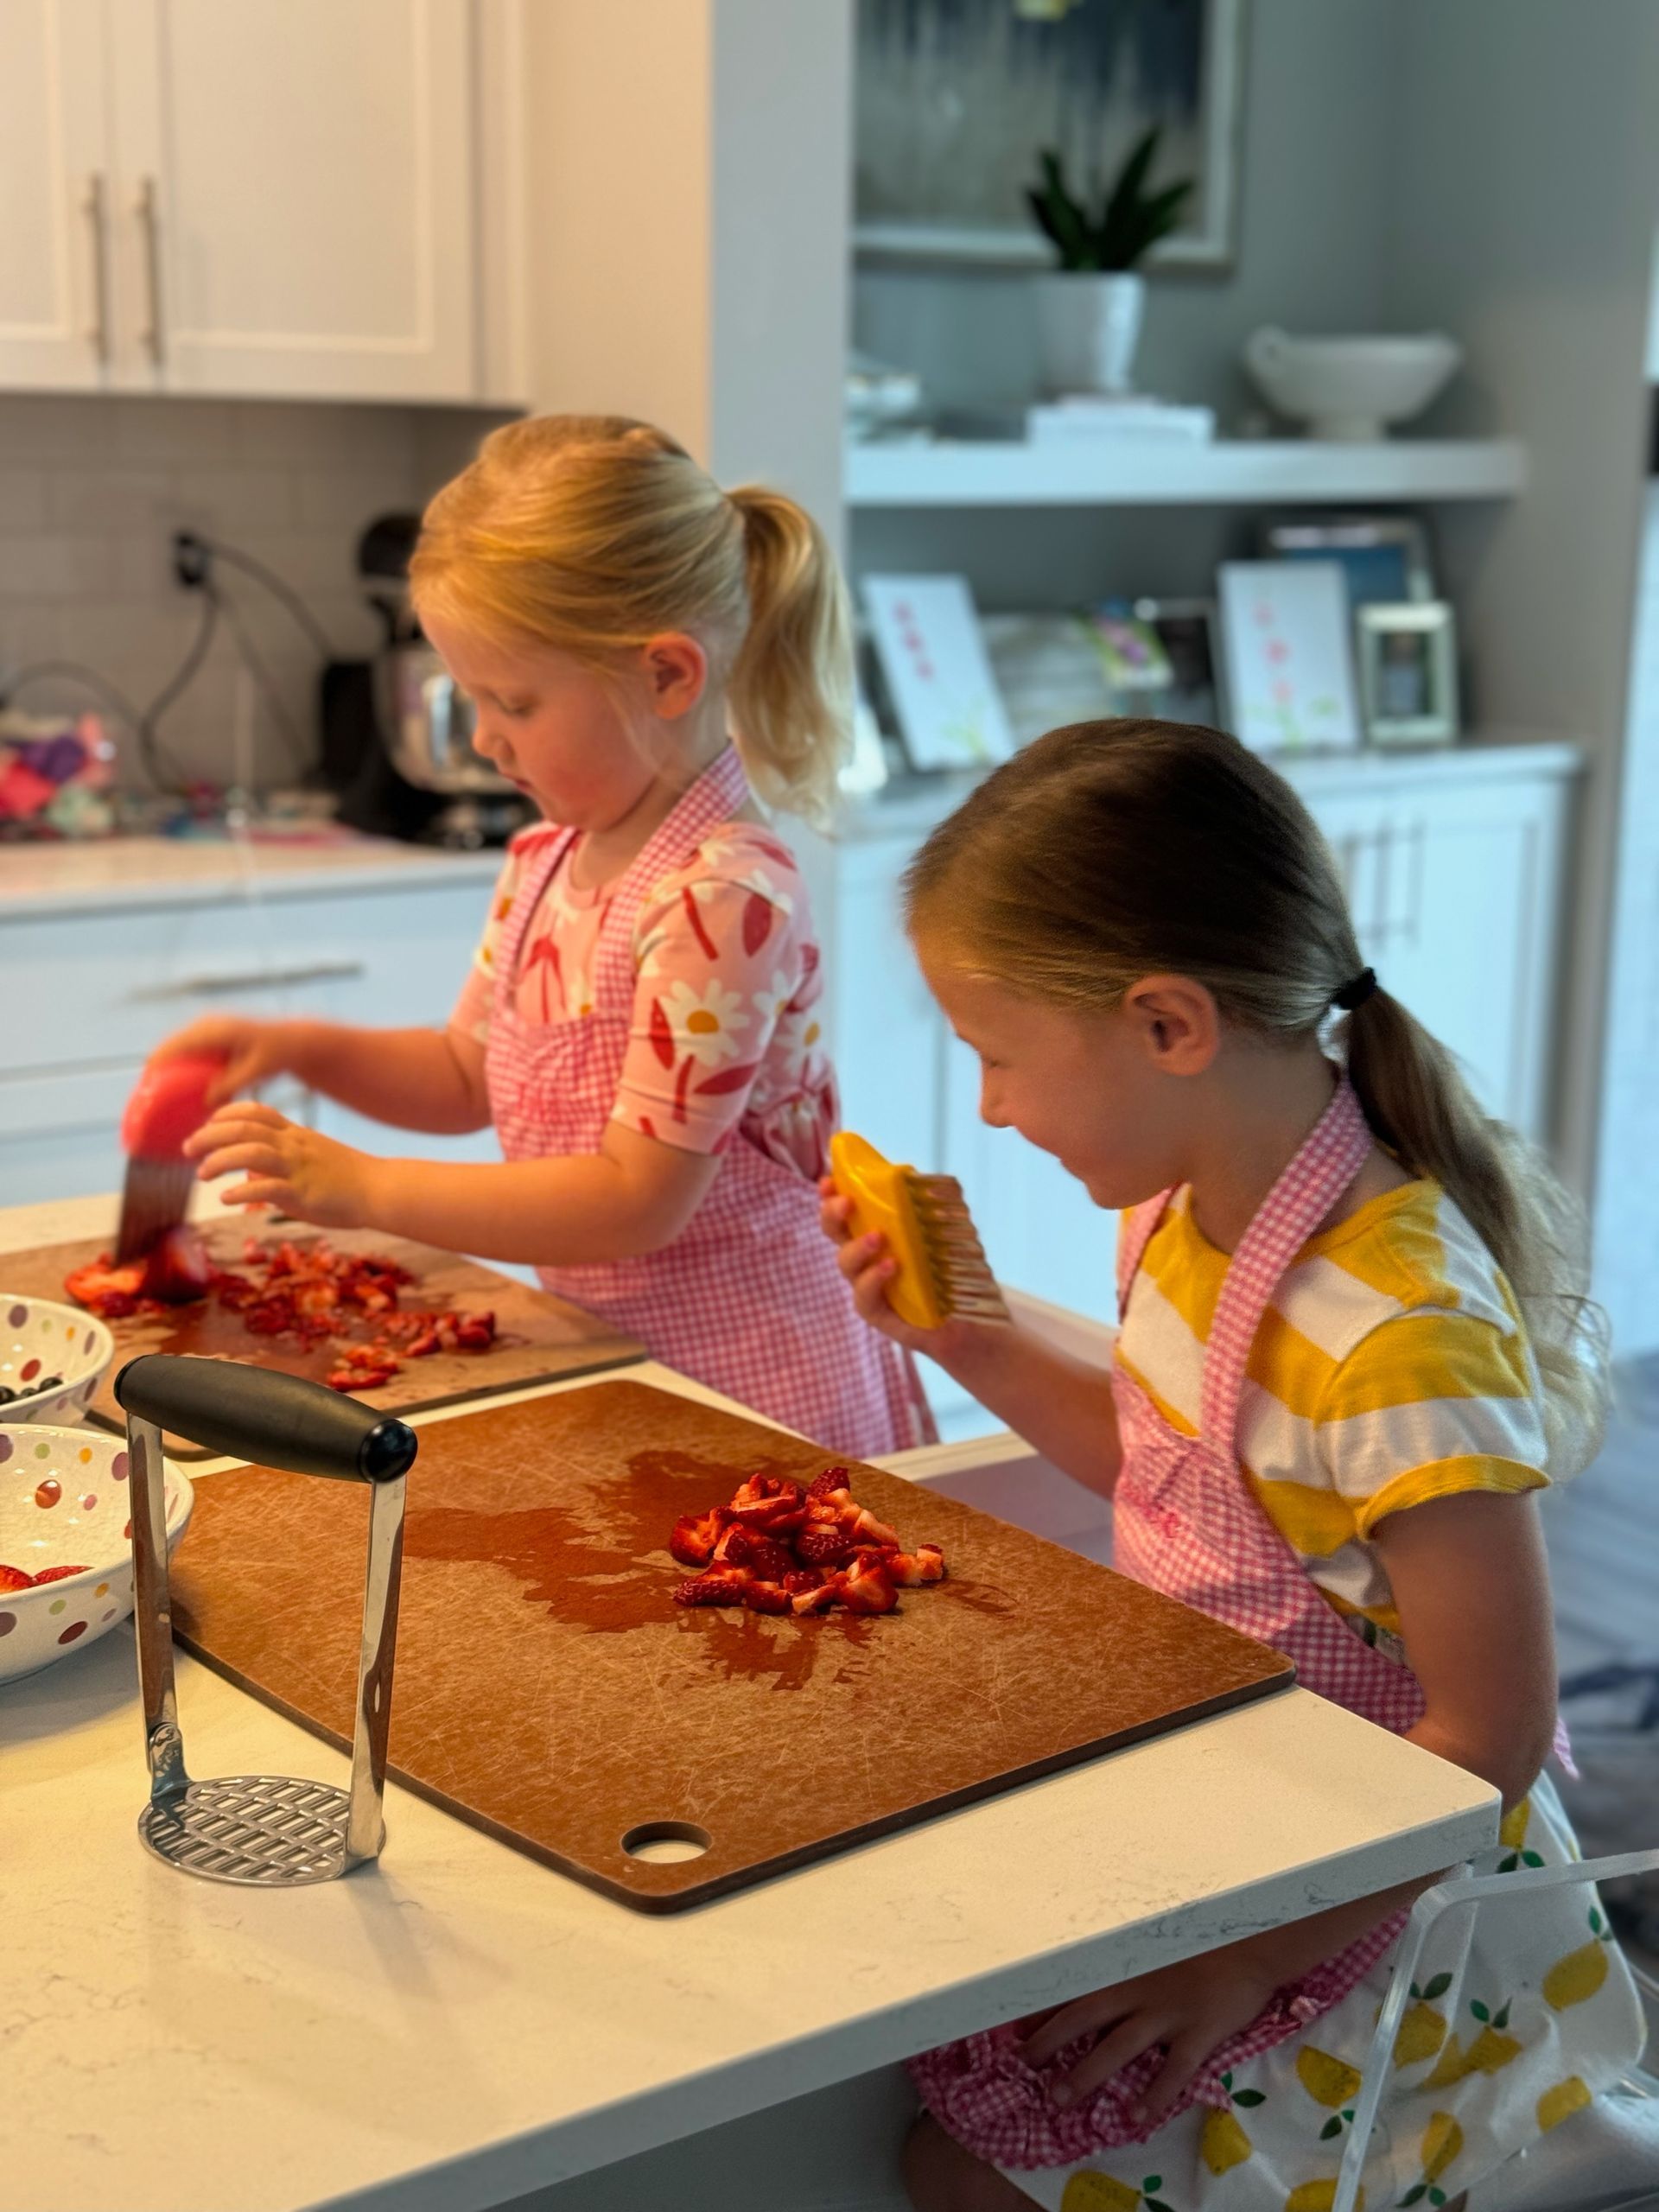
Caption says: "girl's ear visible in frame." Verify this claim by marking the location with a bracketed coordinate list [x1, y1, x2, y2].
[640, 632, 709, 720]
[1121, 974, 1221, 1076]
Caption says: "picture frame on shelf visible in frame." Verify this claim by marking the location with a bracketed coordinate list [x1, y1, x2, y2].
[853, 0, 1246, 271]
[1260, 516, 1436, 609]
[861, 574, 1018, 772]
[1124, 596, 1227, 728]
[1355, 601, 1460, 749]
[1217, 560, 1363, 758]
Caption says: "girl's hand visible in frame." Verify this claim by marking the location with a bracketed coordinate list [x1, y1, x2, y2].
[151, 1016, 303, 1106]
[818, 1179, 978, 1360]
[1019, 1940, 1282, 2123]
[185, 1101, 378, 1230]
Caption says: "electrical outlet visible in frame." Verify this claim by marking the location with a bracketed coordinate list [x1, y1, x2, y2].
[173, 531, 212, 589]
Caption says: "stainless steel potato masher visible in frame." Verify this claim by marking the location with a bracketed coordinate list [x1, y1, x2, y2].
[115, 1352, 417, 1888]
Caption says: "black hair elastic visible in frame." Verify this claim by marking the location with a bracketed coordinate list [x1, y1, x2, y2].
[1332, 967, 1378, 1012]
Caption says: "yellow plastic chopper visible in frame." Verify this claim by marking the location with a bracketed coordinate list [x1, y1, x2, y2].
[829, 1132, 1009, 1330]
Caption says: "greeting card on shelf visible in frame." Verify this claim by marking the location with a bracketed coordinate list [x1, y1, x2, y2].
[861, 574, 1016, 772]
[1218, 559, 1362, 756]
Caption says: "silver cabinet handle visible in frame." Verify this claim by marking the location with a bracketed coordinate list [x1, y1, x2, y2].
[83, 173, 111, 362]
[136, 175, 164, 365]
[134, 961, 368, 1001]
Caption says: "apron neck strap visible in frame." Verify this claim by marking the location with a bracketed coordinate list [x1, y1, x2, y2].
[1199, 1076, 1374, 1449]
[1116, 1193, 1173, 1319]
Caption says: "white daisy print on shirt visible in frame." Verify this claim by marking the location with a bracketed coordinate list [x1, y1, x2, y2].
[752, 969, 795, 1027]
[652, 977, 751, 1068]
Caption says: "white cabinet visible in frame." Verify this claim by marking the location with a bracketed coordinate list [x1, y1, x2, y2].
[0, 0, 111, 391]
[0, 0, 484, 403]
[108, 0, 477, 402]
[0, 867, 499, 1213]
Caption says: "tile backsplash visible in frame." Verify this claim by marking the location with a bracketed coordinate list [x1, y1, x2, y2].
[0, 395, 511, 793]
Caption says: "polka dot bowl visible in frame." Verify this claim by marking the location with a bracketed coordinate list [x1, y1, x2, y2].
[0, 1425, 194, 1688]
[0, 1294, 115, 1427]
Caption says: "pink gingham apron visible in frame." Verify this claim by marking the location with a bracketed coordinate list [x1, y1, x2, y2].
[912, 1080, 1450, 2166]
[484, 746, 929, 1458]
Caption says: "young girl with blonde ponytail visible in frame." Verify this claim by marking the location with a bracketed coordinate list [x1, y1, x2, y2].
[823, 718, 1643, 2209]
[163, 415, 928, 1453]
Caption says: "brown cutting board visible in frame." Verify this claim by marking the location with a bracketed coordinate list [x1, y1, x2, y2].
[3, 1224, 642, 1455]
[169, 1378, 1294, 1910]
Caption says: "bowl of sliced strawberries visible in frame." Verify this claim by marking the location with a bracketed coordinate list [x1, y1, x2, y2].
[0, 1424, 193, 1687]
[0, 1294, 115, 1427]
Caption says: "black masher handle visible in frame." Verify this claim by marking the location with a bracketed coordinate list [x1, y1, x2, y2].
[114, 1354, 416, 1482]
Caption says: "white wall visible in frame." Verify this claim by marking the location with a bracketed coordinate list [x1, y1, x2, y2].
[1382, 0, 1659, 1312]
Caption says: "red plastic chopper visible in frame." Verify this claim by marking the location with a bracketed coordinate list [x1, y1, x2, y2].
[115, 1053, 223, 1262]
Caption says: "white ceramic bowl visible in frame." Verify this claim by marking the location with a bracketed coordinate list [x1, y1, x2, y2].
[1243, 327, 1462, 441]
[0, 1293, 115, 1426]
[0, 1425, 193, 1687]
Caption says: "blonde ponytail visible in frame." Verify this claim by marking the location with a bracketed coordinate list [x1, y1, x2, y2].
[1344, 988, 1608, 1478]
[726, 485, 852, 824]
[408, 414, 850, 823]
[906, 717, 1610, 1478]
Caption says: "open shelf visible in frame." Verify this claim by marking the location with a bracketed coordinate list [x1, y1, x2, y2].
[844, 438, 1529, 509]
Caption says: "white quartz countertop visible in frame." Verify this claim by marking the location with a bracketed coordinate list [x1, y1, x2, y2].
[0, 830, 502, 919]
[1, 1196, 1500, 2212]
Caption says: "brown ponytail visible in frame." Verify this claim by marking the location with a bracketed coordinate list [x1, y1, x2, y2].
[409, 414, 850, 823]
[727, 484, 853, 824]
[906, 718, 1608, 1474]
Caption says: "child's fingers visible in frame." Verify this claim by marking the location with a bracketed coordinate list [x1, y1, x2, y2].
[193, 1138, 289, 1184]
[817, 1189, 856, 1245]
[1136, 2024, 1214, 2122]
[1046, 2009, 1165, 2108]
[220, 1177, 292, 1211]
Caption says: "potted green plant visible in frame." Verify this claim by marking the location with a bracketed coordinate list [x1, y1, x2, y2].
[1027, 128, 1195, 395]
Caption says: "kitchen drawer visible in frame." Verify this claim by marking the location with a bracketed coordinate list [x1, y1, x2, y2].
[2, 879, 485, 1077]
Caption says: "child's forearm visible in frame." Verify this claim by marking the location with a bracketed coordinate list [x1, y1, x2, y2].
[357, 1151, 679, 1267]
[929, 1323, 1122, 1497]
[286, 1022, 488, 1135]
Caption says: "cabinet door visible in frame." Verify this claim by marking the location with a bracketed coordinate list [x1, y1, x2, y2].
[109, 0, 476, 400]
[0, 0, 111, 390]
[1310, 776, 1566, 1140]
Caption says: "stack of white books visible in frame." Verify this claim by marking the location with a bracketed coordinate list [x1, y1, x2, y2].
[1025, 395, 1217, 445]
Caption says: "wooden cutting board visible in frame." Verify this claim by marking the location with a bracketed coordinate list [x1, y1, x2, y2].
[2, 1225, 642, 1455]
[169, 1378, 1294, 1910]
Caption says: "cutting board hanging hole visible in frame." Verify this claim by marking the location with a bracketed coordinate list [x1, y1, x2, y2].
[622, 1822, 712, 1865]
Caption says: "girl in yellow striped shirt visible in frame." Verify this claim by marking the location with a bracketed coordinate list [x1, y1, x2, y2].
[824, 719, 1645, 2212]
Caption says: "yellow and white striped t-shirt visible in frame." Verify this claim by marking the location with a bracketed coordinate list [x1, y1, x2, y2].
[1116, 1179, 1548, 1638]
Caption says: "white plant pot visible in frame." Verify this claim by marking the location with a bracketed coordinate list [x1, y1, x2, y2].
[1033, 270, 1146, 397]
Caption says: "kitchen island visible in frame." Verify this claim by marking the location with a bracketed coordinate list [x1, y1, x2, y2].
[1, 1194, 1499, 2212]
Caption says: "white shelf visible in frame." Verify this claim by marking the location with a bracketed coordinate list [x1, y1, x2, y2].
[844, 437, 1529, 509]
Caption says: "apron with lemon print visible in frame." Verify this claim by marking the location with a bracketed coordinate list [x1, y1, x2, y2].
[982, 1084, 1648, 2211]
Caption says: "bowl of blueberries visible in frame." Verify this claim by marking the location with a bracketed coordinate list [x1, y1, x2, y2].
[0, 1294, 115, 1427]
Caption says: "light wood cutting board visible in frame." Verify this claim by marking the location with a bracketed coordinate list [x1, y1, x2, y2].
[168, 1378, 1295, 1910]
[2, 1224, 643, 1455]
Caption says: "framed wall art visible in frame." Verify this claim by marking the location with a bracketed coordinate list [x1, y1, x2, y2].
[1218, 559, 1362, 757]
[854, 0, 1248, 270]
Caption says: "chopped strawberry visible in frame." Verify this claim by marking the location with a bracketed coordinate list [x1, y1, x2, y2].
[791, 1574, 845, 1615]
[852, 1506, 900, 1548]
[807, 1465, 854, 1501]
[782, 1567, 825, 1595]
[30, 1563, 89, 1585]
[887, 1544, 947, 1587]
[670, 1510, 726, 1567]
[840, 1554, 899, 1615]
[62, 1255, 147, 1317]
[744, 1579, 793, 1615]
[0, 1563, 34, 1593]
[674, 1566, 752, 1608]
[454, 1313, 496, 1351]
[140, 1224, 213, 1305]
[716, 1526, 795, 1580]
[404, 1326, 442, 1358]
[726, 1473, 806, 1534]
[796, 1520, 855, 1567]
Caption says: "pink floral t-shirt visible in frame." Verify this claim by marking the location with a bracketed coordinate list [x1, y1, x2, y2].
[450, 819, 836, 1177]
